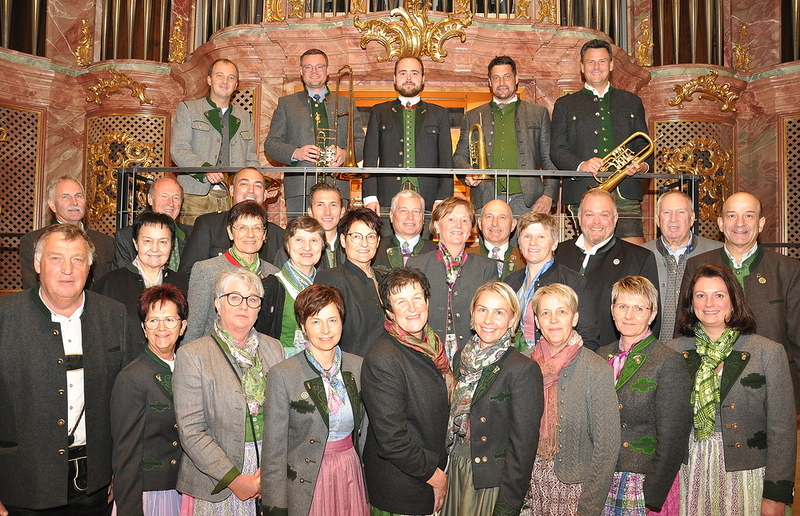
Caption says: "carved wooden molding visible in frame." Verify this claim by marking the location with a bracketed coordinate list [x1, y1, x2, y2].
[86, 69, 154, 106]
[354, 0, 472, 63]
[733, 23, 751, 74]
[669, 70, 739, 112]
[264, 0, 286, 21]
[75, 19, 93, 67]
[635, 17, 653, 67]
[534, 0, 555, 22]
[168, 17, 188, 64]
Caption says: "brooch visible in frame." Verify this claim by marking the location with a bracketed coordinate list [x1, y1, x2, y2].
[757, 273, 766, 284]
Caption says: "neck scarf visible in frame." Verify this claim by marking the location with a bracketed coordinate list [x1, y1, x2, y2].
[437, 241, 467, 286]
[446, 330, 513, 451]
[213, 319, 265, 415]
[692, 324, 739, 440]
[530, 331, 583, 460]
[132, 256, 164, 288]
[278, 260, 315, 299]
[518, 260, 554, 344]
[608, 330, 654, 380]
[384, 319, 455, 402]
[304, 344, 346, 414]
[226, 247, 260, 276]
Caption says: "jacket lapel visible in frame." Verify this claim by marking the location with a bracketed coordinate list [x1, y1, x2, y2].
[720, 350, 750, 402]
[303, 376, 330, 428]
[612, 335, 654, 390]
[342, 369, 361, 443]
[472, 363, 502, 405]
[391, 100, 402, 132]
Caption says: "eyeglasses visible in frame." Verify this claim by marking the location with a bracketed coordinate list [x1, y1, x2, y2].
[231, 225, 265, 233]
[143, 317, 182, 330]
[302, 65, 327, 72]
[347, 232, 379, 244]
[220, 292, 262, 309]
[612, 303, 652, 319]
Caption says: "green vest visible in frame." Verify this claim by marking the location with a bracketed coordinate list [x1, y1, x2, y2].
[491, 100, 521, 195]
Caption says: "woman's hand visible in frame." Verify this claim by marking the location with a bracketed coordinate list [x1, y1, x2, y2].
[426, 467, 448, 513]
[0, 500, 8, 516]
[761, 498, 785, 516]
[228, 467, 262, 500]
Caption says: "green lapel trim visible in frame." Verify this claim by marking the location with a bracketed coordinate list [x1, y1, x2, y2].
[204, 96, 242, 136]
[144, 347, 174, 400]
[412, 238, 427, 254]
[386, 237, 404, 269]
[720, 350, 750, 403]
[472, 363, 503, 405]
[614, 335, 655, 390]
[175, 224, 186, 242]
[342, 369, 361, 443]
[303, 376, 329, 428]
[681, 349, 701, 377]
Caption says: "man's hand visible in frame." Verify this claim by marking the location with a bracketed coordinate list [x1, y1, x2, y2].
[578, 157, 605, 174]
[205, 172, 226, 185]
[531, 195, 553, 213]
[426, 468, 448, 513]
[228, 468, 262, 501]
[464, 174, 483, 187]
[761, 498, 785, 516]
[0, 500, 8, 516]
[293, 145, 321, 164]
[623, 161, 648, 176]
[107, 479, 114, 504]
[330, 146, 346, 167]
[365, 202, 380, 214]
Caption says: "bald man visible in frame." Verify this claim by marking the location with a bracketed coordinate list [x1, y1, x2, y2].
[466, 199, 525, 279]
[680, 192, 800, 409]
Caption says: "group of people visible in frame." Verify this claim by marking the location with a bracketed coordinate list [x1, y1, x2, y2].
[3, 35, 800, 516]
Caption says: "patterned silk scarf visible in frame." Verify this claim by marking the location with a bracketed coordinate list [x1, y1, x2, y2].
[692, 324, 739, 440]
[446, 330, 513, 452]
[226, 247, 260, 276]
[277, 260, 315, 299]
[530, 331, 583, 460]
[213, 319, 266, 415]
[304, 344, 346, 414]
[384, 319, 456, 402]
[608, 330, 654, 381]
[436, 241, 467, 286]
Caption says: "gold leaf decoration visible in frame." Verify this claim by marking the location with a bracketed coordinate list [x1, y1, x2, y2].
[534, 0, 555, 22]
[264, 0, 286, 22]
[733, 23, 751, 74]
[354, 0, 472, 63]
[87, 131, 155, 221]
[660, 137, 732, 220]
[288, 0, 305, 17]
[350, 0, 367, 15]
[635, 17, 653, 67]
[75, 19, 93, 67]
[168, 17, 188, 64]
[669, 70, 739, 112]
[86, 69, 154, 106]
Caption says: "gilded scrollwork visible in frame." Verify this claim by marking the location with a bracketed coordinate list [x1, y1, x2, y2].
[669, 70, 739, 112]
[264, 0, 286, 22]
[75, 19, 93, 67]
[660, 137, 732, 220]
[354, 0, 472, 63]
[534, 0, 555, 22]
[733, 23, 751, 74]
[86, 69, 154, 106]
[87, 131, 155, 221]
[635, 17, 653, 67]
[350, 0, 367, 14]
[288, 0, 305, 17]
[168, 17, 188, 64]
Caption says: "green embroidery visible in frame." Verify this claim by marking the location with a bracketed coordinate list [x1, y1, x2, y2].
[631, 377, 657, 393]
[740, 372, 766, 389]
[490, 391, 511, 403]
[148, 400, 171, 412]
[747, 430, 767, 450]
[153, 371, 173, 399]
[494, 447, 507, 461]
[290, 399, 316, 414]
[630, 436, 658, 455]
[143, 456, 164, 471]
[492, 501, 520, 516]
[287, 464, 297, 481]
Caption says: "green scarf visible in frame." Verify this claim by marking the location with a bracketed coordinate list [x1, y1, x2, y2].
[229, 246, 260, 275]
[691, 324, 739, 440]
[212, 319, 266, 415]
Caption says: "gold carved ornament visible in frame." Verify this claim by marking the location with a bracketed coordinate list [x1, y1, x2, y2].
[264, 0, 286, 22]
[75, 19, 93, 67]
[87, 131, 155, 221]
[168, 17, 188, 64]
[660, 137, 732, 220]
[534, 0, 556, 22]
[669, 70, 739, 112]
[635, 17, 653, 67]
[288, 0, 305, 17]
[354, 0, 473, 63]
[87, 69, 154, 106]
[733, 23, 751, 74]
[350, 0, 367, 15]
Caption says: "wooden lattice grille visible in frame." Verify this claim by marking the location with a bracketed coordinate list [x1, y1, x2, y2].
[85, 114, 167, 235]
[0, 104, 41, 291]
[232, 87, 255, 116]
[783, 117, 800, 259]
[653, 119, 734, 241]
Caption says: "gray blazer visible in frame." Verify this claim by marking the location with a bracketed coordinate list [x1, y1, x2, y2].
[406, 250, 498, 351]
[184, 255, 279, 343]
[170, 97, 260, 195]
[173, 333, 284, 502]
[453, 100, 559, 210]
[261, 351, 366, 516]
[551, 347, 620, 516]
[667, 333, 797, 504]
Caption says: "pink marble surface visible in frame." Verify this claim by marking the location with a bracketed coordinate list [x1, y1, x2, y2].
[729, 0, 780, 71]
[44, 0, 96, 66]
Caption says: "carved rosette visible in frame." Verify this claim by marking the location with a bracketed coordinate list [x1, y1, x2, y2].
[354, 0, 472, 63]
[635, 17, 653, 67]
[660, 137, 732, 220]
[534, 0, 555, 22]
[669, 70, 739, 112]
[75, 19, 93, 67]
[168, 17, 188, 64]
[87, 69, 154, 106]
[87, 131, 155, 221]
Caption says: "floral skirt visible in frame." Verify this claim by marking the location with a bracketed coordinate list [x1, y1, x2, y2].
[521, 456, 583, 516]
[190, 441, 260, 516]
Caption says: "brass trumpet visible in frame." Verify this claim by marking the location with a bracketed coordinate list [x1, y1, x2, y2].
[314, 112, 337, 172]
[591, 132, 657, 192]
[332, 65, 365, 181]
[468, 123, 490, 181]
